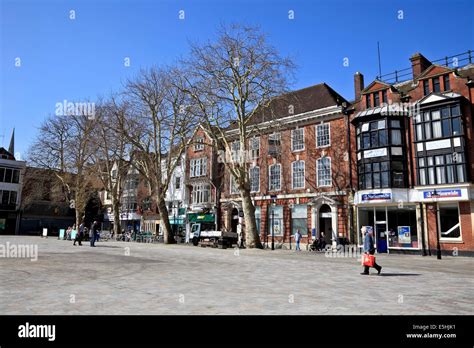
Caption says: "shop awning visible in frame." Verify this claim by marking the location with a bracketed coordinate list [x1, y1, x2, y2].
[188, 213, 214, 223]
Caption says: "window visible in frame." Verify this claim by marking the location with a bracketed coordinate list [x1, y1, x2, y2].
[316, 123, 330, 147]
[291, 128, 304, 151]
[357, 118, 392, 149]
[358, 161, 391, 189]
[230, 176, 239, 194]
[432, 77, 440, 93]
[231, 141, 241, 163]
[268, 205, 283, 236]
[423, 80, 430, 96]
[269, 164, 281, 191]
[111, 170, 117, 179]
[417, 153, 466, 185]
[443, 74, 450, 91]
[365, 94, 371, 108]
[292, 161, 305, 189]
[268, 132, 281, 145]
[268, 133, 281, 156]
[175, 176, 181, 190]
[391, 129, 402, 145]
[317, 157, 331, 187]
[414, 105, 463, 141]
[194, 137, 204, 151]
[250, 166, 260, 192]
[4, 169, 12, 183]
[190, 158, 207, 177]
[249, 137, 260, 159]
[438, 204, 460, 239]
[291, 205, 308, 236]
[373, 92, 380, 107]
[382, 90, 388, 104]
[192, 184, 210, 205]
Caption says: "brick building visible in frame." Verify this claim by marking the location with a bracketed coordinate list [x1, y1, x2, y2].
[220, 83, 353, 248]
[184, 126, 223, 239]
[351, 51, 474, 255]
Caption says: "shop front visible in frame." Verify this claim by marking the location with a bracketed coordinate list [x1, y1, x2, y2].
[415, 185, 473, 254]
[355, 190, 421, 253]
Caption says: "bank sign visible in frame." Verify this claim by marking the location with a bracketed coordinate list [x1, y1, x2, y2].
[423, 189, 462, 199]
[361, 193, 392, 202]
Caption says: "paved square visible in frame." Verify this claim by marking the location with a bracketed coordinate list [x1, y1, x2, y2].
[0, 236, 473, 315]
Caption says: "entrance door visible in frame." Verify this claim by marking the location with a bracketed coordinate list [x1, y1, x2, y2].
[231, 208, 239, 233]
[375, 222, 388, 253]
[319, 204, 333, 245]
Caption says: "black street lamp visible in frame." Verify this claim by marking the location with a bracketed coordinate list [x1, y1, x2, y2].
[430, 189, 442, 260]
[271, 202, 275, 251]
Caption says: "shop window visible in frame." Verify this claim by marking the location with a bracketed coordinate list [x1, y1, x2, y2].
[291, 205, 308, 235]
[255, 206, 261, 235]
[438, 204, 461, 239]
[387, 206, 418, 248]
[268, 205, 283, 236]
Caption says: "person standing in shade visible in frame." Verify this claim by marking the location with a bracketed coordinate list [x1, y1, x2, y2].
[361, 227, 382, 275]
[73, 223, 83, 246]
[294, 229, 302, 251]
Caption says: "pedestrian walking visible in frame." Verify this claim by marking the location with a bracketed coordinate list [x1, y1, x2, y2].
[361, 226, 382, 275]
[73, 223, 83, 246]
[294, 229, 302, 251]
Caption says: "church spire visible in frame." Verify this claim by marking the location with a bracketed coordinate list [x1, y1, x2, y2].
[8, 128, 14, 155]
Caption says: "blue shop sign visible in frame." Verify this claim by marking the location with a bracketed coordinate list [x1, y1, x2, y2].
[361, 193, 392, 201]
[423, 189, 462, 199]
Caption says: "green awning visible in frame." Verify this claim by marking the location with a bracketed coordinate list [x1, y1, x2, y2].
[188, 213, 215, 223]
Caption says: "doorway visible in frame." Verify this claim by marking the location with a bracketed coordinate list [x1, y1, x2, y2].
[319, 204, 333, 245]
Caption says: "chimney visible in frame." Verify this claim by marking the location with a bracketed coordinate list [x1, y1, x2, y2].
[354, 72, 364, 101]
[410, 53, 432, 79]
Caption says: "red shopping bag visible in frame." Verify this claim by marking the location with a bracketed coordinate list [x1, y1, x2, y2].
[362, 253, 375, 267]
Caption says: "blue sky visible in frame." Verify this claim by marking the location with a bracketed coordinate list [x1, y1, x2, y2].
[1, 0, 473, 158]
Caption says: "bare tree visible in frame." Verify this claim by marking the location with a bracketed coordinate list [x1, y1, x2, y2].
[88, 98, 131, 237]
[120, 66, 196, 244]
[182, 24, 295, 248]
[28, 109, 95, 228]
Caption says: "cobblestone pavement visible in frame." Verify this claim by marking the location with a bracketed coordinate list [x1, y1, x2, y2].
[1, 236, 473, 315]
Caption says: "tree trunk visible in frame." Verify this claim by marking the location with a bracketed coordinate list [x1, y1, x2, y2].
[113, 200, 121, 237]
[157, 197, 174, 244]
[241, 189, 262, 248]
[75, 208, 81, 230]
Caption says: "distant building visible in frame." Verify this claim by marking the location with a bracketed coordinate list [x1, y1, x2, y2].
[19, 166, 75, 235]
[0, 129, 26, 235]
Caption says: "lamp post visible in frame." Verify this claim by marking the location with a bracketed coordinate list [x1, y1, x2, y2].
[271, 202, 275, 251]
[430, 190, 442, 260]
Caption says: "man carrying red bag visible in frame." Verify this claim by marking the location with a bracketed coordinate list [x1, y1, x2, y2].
[361, 226, 382, 275]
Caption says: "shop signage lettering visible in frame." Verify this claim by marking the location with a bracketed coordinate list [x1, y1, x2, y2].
[423, 189, 462, 199]
[364, 148, 387, 159]
[361, 193, 392, 201]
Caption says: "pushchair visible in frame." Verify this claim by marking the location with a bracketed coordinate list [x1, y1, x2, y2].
[309, 238, 327, 251]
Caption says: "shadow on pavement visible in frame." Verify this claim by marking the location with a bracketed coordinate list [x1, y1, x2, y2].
[378, 273, 421, 277]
